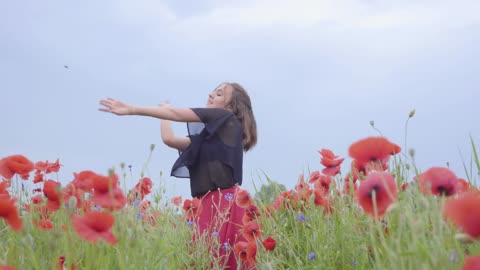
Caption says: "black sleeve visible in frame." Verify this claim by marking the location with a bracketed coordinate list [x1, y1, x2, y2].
[190, 108, 234, 137]
[191, 108, 231, 123]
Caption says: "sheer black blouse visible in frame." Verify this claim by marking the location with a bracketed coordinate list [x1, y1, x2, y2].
[171, 108, 243, 197]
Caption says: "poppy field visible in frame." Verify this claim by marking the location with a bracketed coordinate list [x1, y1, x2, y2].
[1, 134, 480, 269]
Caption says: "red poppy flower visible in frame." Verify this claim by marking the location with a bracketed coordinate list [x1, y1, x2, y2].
[244, 204, 260, 218]
[33, 171, 44, 183]
[319, 149, 344, 176]
[0, 265, 17, 270]
[416, 167, 459, 196]
[293, 189, 313, 209]
[350, 160, 367, 181]
[242, 221, 262, 241]
[142, 210, 161, 227]
[348, 137, 400, 168]
[320, 156, 344, 168]
[71, 211, 117, 244]
[461, 256, 480, 270]
[322, 166, 341, 177]
[35, 159, 61, 174]
[242, 213, 255, 225]
[63, 183, 84, 209]
[133, 177, 153, 199]
[33, 218, 54, 230]
[313, 189, 333, 214]
[456, 178, 470, 193]
[183, 198, 202, 221]
[356, 172, 398, 218]
[308, 171, 321, 183]
[319, 149, 337, 160]
[233, 241, 257, 265]
[91, 173, 119, 194]
[313, 174, 332, 196]
[0, 181, 10, 199]
[91, 187, 127, 211]
[43, 180, 62, 212]
[80, 199, 94, 213]
[242, 204, 260, 224]
[45, 201, 59, 211]
[32, 205, 50, 220]
[140, 200, 151, 211]
[57, 256, 77, 270]
[57, 256, 65, 270]
[235, 189, 252, 208]
[342, 176, 358, 195]
[234, 241, 248, 262]
[262, 236, 276, 251]
[72, 170, 97, 192]
[0, 155, 34, 180]
[31, 194, 45, 204]
[443, 190, 480, 239]
[400, 182, 410, 191]
[43, 180, 61, 201]
[0, 197, 22, 231]
[170, 196, 182, 207]
[295, 174, 309, 193]
[89, 173, 125, 210]
[246, 241, 257, 264]
[272, 191, 294, 210]
[46, 159, 61, 173]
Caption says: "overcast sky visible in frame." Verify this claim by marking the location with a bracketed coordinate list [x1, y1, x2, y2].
[1, 0, 479, 200]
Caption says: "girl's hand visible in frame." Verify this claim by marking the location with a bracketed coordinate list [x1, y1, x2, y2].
[99, 98, 133, 115]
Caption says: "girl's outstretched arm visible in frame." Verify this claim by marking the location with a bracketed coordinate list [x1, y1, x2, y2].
[158, 102, 191, 151]
[99, 98, 201, 122]
[160, 119, 191, 151]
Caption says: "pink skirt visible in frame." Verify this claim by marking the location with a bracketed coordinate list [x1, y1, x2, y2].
[194, 185, 252, 269]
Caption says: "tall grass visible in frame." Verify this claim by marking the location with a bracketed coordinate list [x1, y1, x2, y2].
[1, 138, 479, 269]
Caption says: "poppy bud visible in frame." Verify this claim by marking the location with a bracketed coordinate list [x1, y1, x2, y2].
[409, 109, 415, 118]
[408, 149, 415, 158]
[455, 233, 474, 243]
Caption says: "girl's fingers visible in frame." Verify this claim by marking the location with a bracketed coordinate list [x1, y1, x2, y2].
[100, 100, 112, 107]
[99, 98, 123, 114]
[99, 99, 114, 113]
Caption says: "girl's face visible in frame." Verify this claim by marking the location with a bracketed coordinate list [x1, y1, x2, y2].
[206, 83, 234, 109]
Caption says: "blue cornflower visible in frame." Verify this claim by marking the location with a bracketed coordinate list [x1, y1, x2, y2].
[221, 242, 230, 250]
[449, 250, 459, 264]
[298, 213, 311, 222]
[132, 200, 141, 207]
[212, 231, 219, 237]
[308, 252, 316, 261]
[186, 220, 194, 226]
[135, 212, 144, 219]
[224, 193, 234, 201]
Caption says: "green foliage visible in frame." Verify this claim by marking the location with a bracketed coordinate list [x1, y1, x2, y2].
[254, 180, 287, 205]
[1, 133, 480, 269]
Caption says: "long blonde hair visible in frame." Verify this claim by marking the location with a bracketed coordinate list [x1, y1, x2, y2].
[226, 82, 257, 151]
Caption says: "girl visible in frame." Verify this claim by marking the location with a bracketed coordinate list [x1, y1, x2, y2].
[99, 82, 257, 269]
